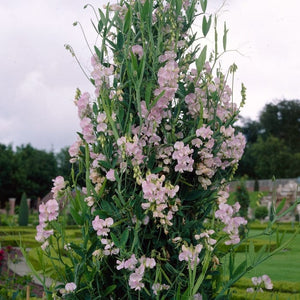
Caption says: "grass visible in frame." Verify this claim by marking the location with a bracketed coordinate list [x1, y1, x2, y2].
[232, 227, 300, 282]
[228, 190, 269, 208]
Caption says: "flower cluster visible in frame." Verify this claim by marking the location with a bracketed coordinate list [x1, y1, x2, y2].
[141, 173, 180, 230]
[172, 141, 194, 173]
[60, 282, 77, 295]
[152, 283, 170, 296]
[92, 216, 114, 236]
[215, 202, 248, 245]
[92, 216, 120, 256]
[195, 230, 216, 251]
[246, 275, 273, 293]
[117, 255, 156, 291]
[35, 176, 66, 250]
[178, 243, 203, 270]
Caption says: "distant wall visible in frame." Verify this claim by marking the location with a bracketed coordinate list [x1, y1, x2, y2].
[229, 178, 300, 192]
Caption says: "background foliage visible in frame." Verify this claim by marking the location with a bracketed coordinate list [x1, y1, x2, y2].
[236, 99, 300, 179]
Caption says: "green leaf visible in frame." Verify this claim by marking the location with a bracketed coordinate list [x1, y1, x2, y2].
[103, 285, 117, 297]
[117, 32, 124, 50]
[98, 160, 111, 170]
[276, 197, 286, 214]
[202, 15, 212, 37]
[248, 240, 255, 264]
[106, 39, 117, 50]
[145, 83, 152, 109]
[101, 200, 114, 215]
[92, 102, 98, 115]
[87, 240, 99, 258]
[97, 178, 107, 198]
[110, 232, 120, 248]
[94, 45, 102, 61]
[184, 190, 202, 201]
[130, 52, 138, 72]
[176, 0, 183, 15]
[232, 260, 247, 278]
[98, 8, 107, 27]
[71, 244, 85, 257]
[120, 228, 129, 247]
[255, 244, 267, 262]
[70, 207, 83, 225]
[200, 0, 207, 13]
[152, 167, 164, 174]
[196, 45, 207, 74]
[222, 22, 229, 51]
[141, 0, 150, 21]
[147, 151, 156, 170]
[97, 20, 103, 33]
[123, 6, 132, 33]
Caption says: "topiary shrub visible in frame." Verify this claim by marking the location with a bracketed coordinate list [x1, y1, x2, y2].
[254, 178, 259, 191]
[18, 192, 29, 226]
[255, 206, 268, 220]
[235, 179, 250, 218]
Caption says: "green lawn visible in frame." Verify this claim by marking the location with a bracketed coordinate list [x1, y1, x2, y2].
[232, 227, 300, 282]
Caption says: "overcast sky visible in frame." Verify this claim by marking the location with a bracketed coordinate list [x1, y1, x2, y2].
[1, 0, 299, 152]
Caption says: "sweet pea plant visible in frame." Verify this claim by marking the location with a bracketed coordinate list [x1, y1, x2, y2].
[30, 0, 298, 299]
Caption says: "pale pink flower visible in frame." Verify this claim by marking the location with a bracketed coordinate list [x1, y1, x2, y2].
[51, 176, 66, 198]
[68, 140, 81, 162]
[152, 283, 170, 295]
[129, 272, 144, 290]
[131, 45, 144, 59]
[92, 216, 114, 236]
[179, 244, 203, 269]
[124, 254, 138, 270]
[172, 142, 194, 173]
[84, 196, 95, 207]
[262, 275, 273, 290]
[41, 240, 49, 251]
[196, 125, 213, 139]
[76, 92, 90, 119]
[35, 224, 53, 242]
[158, 50, 176, 63]
[194, 294, 203, 300]
[92, 249, 101, 257]
[65, 282, 77, 293]
[46, 199, 59, 221]
[116, 259, 126, 270]
[80, 117, 96, 144]
[106, 169, 116, 181]
[64, 243, 71, 251]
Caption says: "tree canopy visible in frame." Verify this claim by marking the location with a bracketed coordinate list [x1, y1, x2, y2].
[0, 144, 72, 207]
[236, 99, 300, 179]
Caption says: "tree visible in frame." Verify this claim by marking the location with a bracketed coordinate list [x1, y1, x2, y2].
[14, 144, 58, 200]
[259, 99, 300, 153]
[237, 117, 262, 144]
[236, 99, 300, 179]
[0, 144, 17, 207]
[234, 178, 250, 218]
[18, 192, 29, 226]
[56, 147, 72, 180]
[251, 136, 293, 179]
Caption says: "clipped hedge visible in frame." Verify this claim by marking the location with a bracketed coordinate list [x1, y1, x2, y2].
[0, 226, 81, 248]
[231, 287, 300, 300]
[249, 222, 300, 233]
[220, 238, 277, 253]
[233, 277, 300, 294]
[0, 227, 37, 236]
[0, 235, 40, 248]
